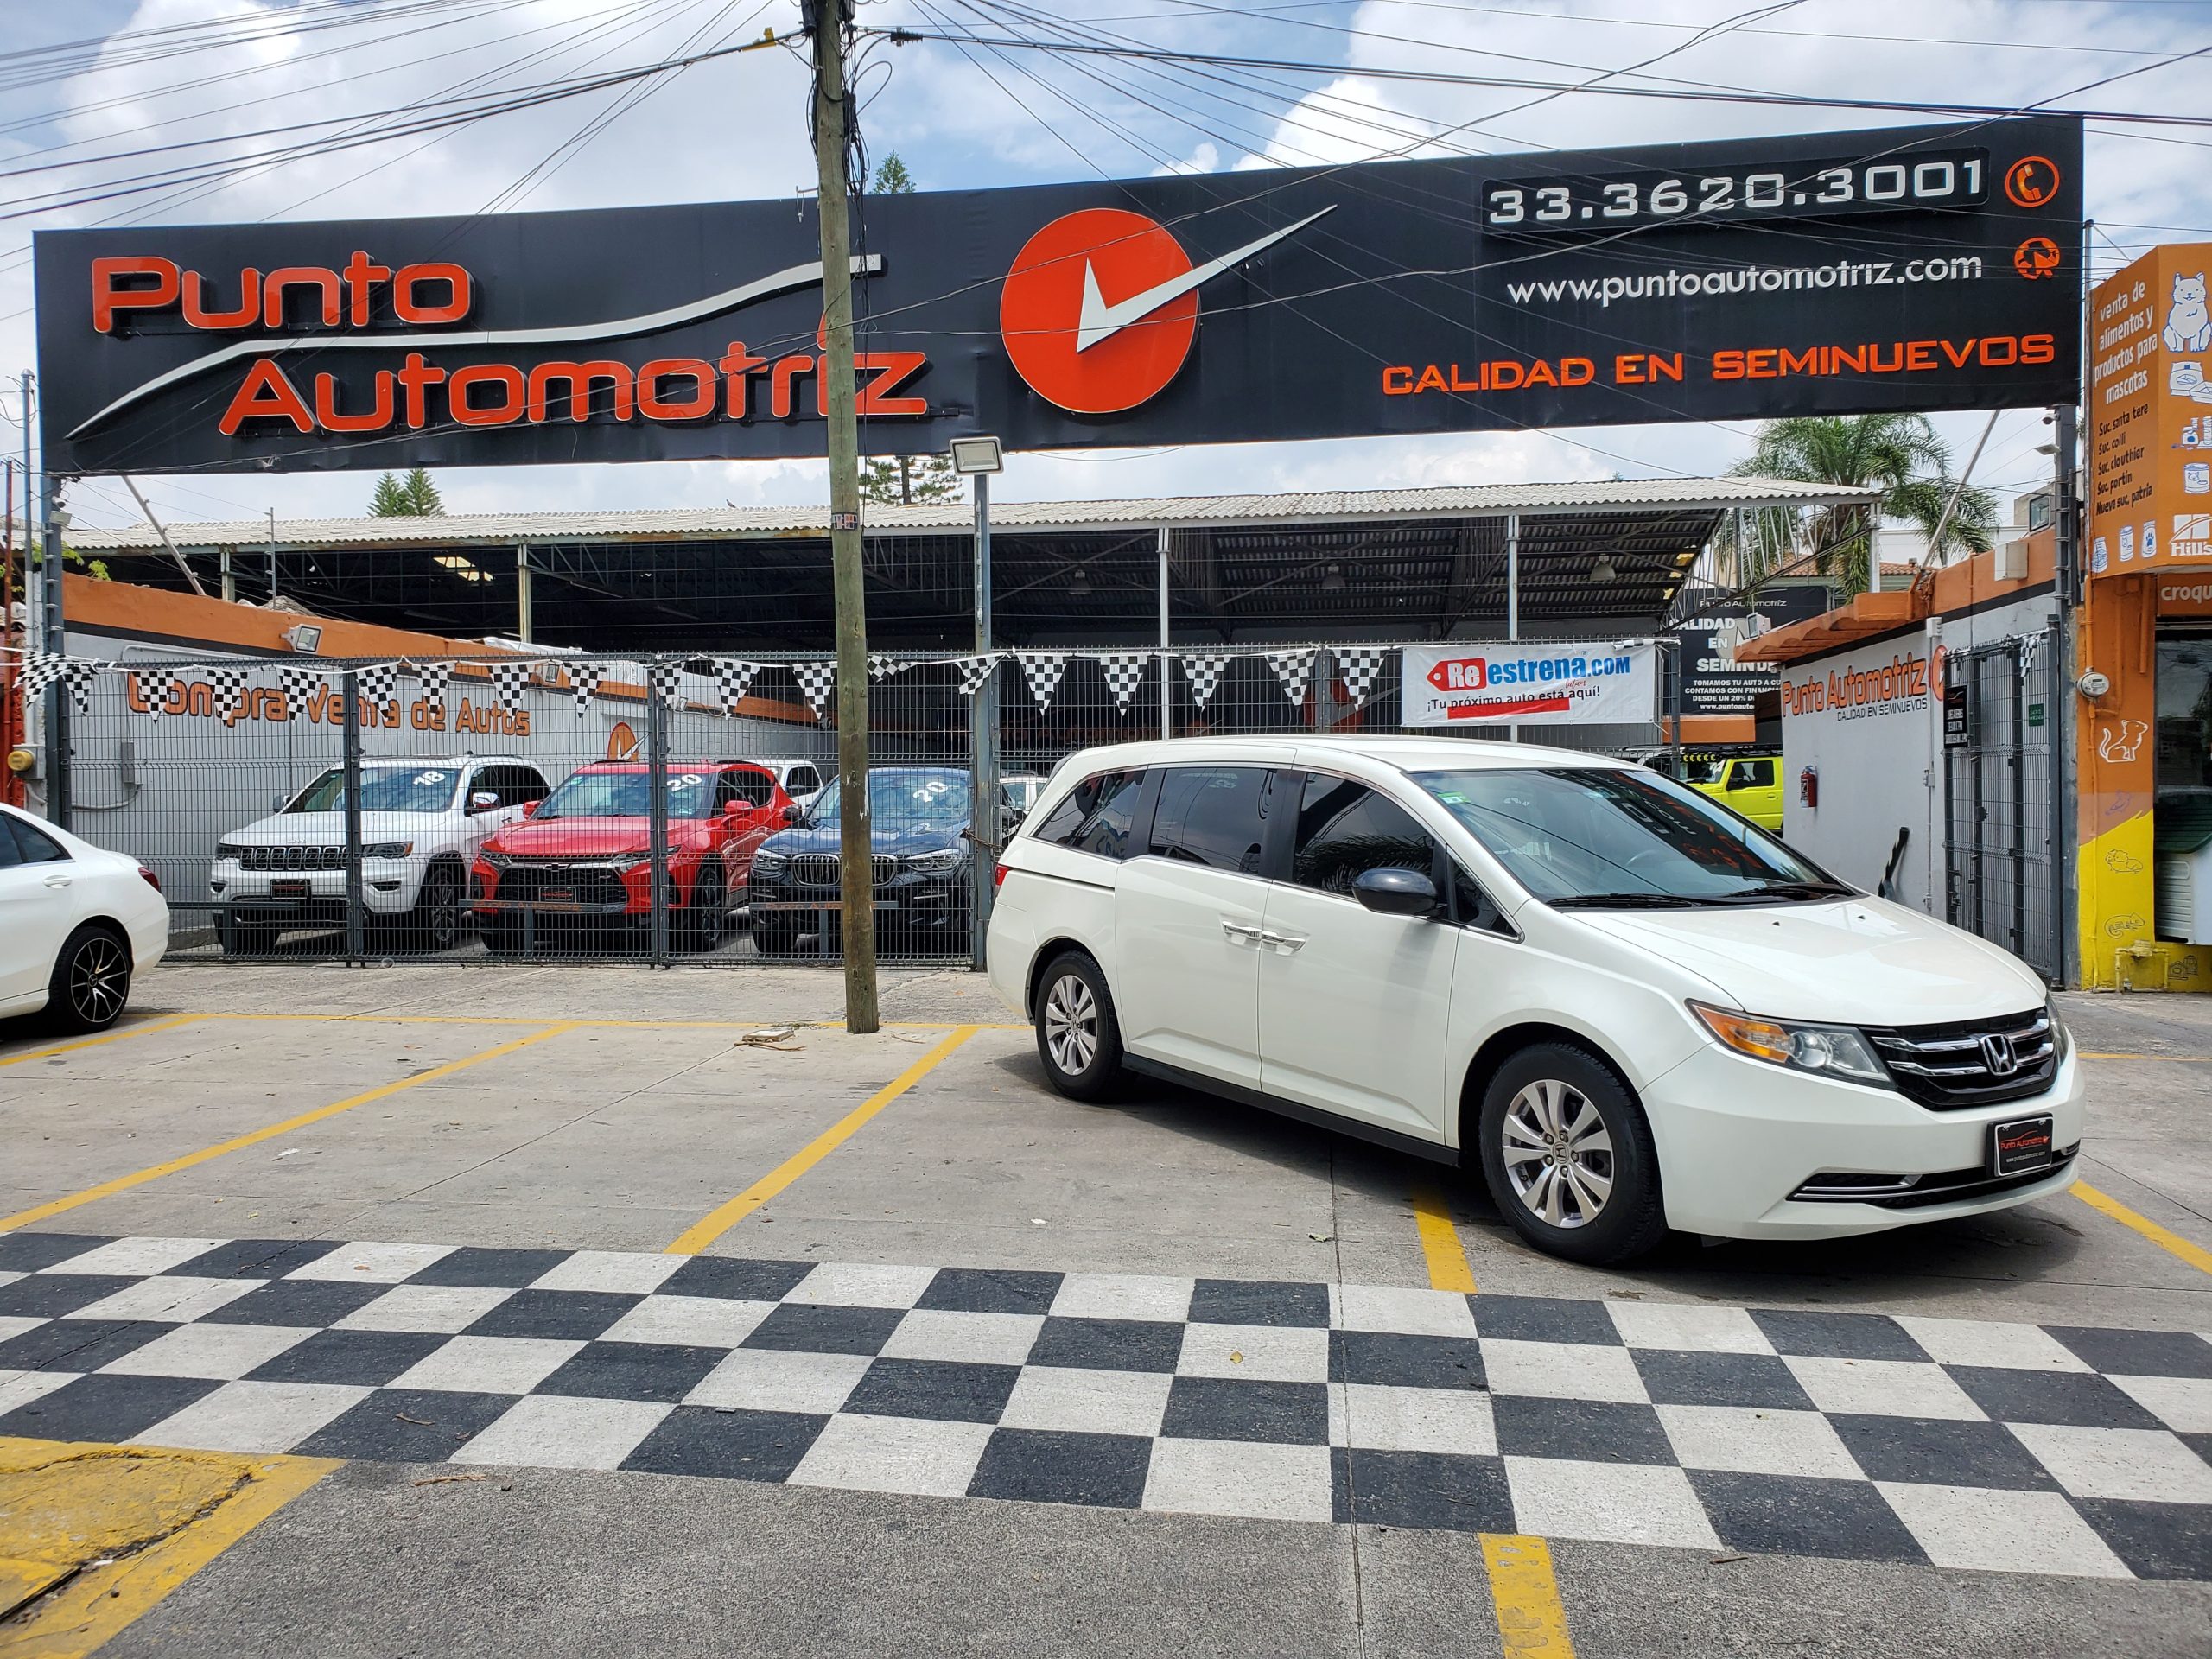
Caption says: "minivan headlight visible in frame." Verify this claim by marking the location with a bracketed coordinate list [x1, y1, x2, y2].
[2047, 1000, 2071, 1063]
[1690, 1001, 1891, 1088]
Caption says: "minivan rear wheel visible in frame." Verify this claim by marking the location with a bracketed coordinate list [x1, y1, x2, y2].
[1033, 950, 1122, 1102]
[1476, 1042, 1669, 1265]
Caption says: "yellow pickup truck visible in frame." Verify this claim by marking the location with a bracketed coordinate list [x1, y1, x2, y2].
[1683, 752, 1783, 834]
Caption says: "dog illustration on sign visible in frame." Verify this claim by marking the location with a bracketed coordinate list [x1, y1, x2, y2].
[2167, 272, 2212, 353]
[2098, 719, 2149, 763]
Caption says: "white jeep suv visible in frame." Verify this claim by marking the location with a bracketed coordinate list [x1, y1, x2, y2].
[211, 755, 550, 954]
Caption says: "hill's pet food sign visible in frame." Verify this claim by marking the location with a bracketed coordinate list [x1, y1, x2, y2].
[1403, 643, 1656, 726]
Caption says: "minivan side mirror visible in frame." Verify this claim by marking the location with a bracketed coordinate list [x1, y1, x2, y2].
[468, 790, 499, 813]
[1353, 867, 1439, 917]
[521, 799, 542, 819]
[783, 804, 804, 824]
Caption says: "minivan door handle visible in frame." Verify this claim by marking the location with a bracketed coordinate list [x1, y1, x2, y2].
[1220, 918, 1264, 947]
[43, 874, 73, 889]
[1262, 929, 1306, 953]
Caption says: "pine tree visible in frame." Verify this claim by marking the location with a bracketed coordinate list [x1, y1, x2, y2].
[871, 153, 915, 194]
[855, 154, 961, 506]
[368, 473, 410, 516]
[399, 466, 445, 516]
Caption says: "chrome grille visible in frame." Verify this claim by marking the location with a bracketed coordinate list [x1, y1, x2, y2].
[787, 854, 899, 887]
[1864, 1010, 2057, 1109]
[238, 844, 343, 872]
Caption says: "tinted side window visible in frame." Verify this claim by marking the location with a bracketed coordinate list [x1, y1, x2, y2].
[722, 769, 774, 808]
[786, 766, 819, 795]
[1034, 770, 1147, 860]
[1451, 863, 1511, 934]
[1148, 766, 1271, 874]
[1292, 776, 1434, 896]
[11, 817, 70, 864]
[0, 817, 23, 869]
[508, 766, 550, 804]
[1730, 759, 1776, 790]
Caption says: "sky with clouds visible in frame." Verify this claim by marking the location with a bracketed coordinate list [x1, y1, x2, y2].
[4, 0, 2208, 531]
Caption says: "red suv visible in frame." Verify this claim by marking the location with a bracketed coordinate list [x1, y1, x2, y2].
[470, 760, 791, 953]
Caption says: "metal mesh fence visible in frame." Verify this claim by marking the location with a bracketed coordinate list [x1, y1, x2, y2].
[1943, 632, 2062, 982]
[14, 639, 1661, 968]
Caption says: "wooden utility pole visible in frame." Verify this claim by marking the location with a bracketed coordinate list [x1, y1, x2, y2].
[810, 0, 880, 1033]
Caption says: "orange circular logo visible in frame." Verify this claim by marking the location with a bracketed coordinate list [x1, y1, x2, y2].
[606, 719, 638, 760]
[1001, 208, 1198, 415]
[2005, 156, 2061, 210]
[2014, 236, 2062, 280]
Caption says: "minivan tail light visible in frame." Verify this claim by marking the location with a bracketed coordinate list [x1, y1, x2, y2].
[994, 861, 1010, 889]
[137, 865, 161, 891]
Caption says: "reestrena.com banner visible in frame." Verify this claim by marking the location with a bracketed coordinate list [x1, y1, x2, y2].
[35, 116, 2082, 475]
[1403, 642, 1658, 727]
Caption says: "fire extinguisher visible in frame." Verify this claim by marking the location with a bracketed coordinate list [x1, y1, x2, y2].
[1798, 767, 1818, 809]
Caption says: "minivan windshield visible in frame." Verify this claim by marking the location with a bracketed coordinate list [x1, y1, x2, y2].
[810, 771, 971, 830]
[289, 766, 458, 814]
[535, 770, 718, 820]
[1414, 766, 1853, 908]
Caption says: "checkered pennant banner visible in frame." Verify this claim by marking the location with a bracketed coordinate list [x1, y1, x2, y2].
[137, 665, 178, 721]
[1180, 652, 1230, 710]
[1095, 652, 1150, 715]
[1267, 648, 1316, 706]
[281, 664, 327, 701]
[952, 653, 1000, 697]
[1017, 652, 1068, 713]
[207, 664, 253, 722]
[643, 660, 685, 710]
[490, 660, 537, 713]
[791, 660, 836, 721]
[1335, 646, 1389, 709]
[563, 662, 603, 715]
[411, 660, 452, 710]
[868, 653, 909, 681]
[356, 662, 399, 708]
[13, 652, 66, 705]
[714, 658, 759, 717]
[61, 658, 104, 715]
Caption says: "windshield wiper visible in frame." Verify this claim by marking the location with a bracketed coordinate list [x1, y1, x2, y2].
[1721, 880, 1858, 901]
[1548, 893, 1713, 909]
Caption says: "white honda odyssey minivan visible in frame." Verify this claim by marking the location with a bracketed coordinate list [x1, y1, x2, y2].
[984, 736, 2082, 1265]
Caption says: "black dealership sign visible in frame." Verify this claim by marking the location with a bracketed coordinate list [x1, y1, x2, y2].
[35, 117, 2082, 475]
[1677, 585, 1838, 719]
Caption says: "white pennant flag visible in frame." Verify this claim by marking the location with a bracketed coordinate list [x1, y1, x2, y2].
[1095, 652, 1150, 715]
[1018, 652, 1068, 713]
[412, 660, 452, 711]
[791, 661, 836, 720]
[1267, 648, 1316, 706]
[954, 653, 1000, 696]
[1180, 652, 1230, 710]
[715, 658, 759, 716]
[566, 662, 604, 715]
[1334, 647, 1389, 709]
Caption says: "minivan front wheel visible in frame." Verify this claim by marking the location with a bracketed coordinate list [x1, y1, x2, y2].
[1477, 1043, 1668, 1265]
[1033, 950, 1122, 1102]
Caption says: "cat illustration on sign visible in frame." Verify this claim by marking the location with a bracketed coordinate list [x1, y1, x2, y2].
[2166, 272, 2212, 353]
[2099, 719, 2149, 763]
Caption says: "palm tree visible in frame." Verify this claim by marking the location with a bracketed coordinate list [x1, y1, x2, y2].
[1725, 413, 1996, 594]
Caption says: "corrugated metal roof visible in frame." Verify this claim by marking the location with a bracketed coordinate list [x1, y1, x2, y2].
[70, 476, 1877, 552]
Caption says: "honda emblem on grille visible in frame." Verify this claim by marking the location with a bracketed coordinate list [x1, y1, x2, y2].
[1980, 1033, 2020, 1077]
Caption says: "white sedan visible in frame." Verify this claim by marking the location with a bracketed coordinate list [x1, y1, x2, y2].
[0, 802, 168, 1033]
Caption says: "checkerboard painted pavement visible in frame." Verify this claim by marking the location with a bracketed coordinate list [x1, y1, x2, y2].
[2, 1232, 2208, 1580]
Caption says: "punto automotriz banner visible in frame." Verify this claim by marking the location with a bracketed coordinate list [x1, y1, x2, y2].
[1402, 642, 1658, 727]
[35, 116, 2082, 475]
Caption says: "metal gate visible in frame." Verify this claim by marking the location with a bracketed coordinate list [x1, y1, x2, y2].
[1942, 630, 2063, 982]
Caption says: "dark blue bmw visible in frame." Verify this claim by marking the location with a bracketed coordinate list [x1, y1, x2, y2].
[747, 766, 973, 956]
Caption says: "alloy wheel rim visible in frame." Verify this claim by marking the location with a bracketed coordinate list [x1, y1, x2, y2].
[1500, 1078, 1615, 1230]
[69, 937, 126, 1024]
[428, 870, 460, 948]
[1043, 974, 1098, 1075]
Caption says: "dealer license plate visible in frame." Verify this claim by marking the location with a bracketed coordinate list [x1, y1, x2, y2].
[1988, 1115, 2055, 1178]
[541, 887, 575, 904]
[270, 878, 310, 899]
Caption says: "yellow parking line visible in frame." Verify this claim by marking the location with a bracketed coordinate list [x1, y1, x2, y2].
[1412, 1184, 1478, 1293]
[666, 1025, 982, 1254]
[0, 1436, 337, 1658]
[2073, 1180, 2212, 1276]
[2079, 1051, 2212, 1062]
[0, 1023, 580, 1236]
[0, 1014, 206, 1070]
[181, 1013, 1027, 1033]
[1481, 1533, 1575, 1656]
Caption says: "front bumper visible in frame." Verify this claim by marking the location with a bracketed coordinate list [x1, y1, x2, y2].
[749, 868, 969, 930]
[1643, 1041, 2088, 1240]
[471, 860, 704, 920]
[210, 859, 419, 916]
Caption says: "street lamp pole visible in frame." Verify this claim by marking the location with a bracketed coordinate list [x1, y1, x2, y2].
[950, 436, 1004, 972]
